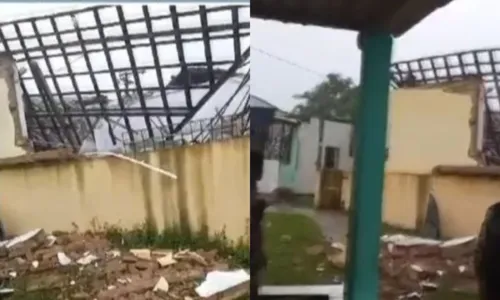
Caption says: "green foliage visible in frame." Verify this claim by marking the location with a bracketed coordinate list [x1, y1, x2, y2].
[104, 223, 249, 268]
[292, 73, 359, 122]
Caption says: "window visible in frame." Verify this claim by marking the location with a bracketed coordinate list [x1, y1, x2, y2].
[324, 146, 340, 168]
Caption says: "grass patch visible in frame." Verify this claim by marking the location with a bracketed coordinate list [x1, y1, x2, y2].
[263, 212, 343, 285]
[104, 223, 250, 268]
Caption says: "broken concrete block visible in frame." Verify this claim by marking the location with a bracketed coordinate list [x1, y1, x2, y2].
[57, 252, 72, 266]
[153, 276, 169, 293]
[157, 252, 177, 267]
[77, 253, 98, 265]
[175, 250, 208, 266]
[195, 270, 250, 298]
[130, 249, 151, 260]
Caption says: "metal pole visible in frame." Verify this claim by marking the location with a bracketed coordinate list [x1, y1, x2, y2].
[345, 31, 393, 300]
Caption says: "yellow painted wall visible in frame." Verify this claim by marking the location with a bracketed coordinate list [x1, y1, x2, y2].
[386, 83, 480, 174]
[341, 172, 425, 230]
[341, 171, 500, 238]
[337, 81, 486, 236]
[432, 174, 500, 238]
[0, 137, 250, 241]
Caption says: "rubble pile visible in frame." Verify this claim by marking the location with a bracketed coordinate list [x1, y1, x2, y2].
[326, 234, 478, 299]
[0, 228, 249, 299]
[379, 234, 477, 299]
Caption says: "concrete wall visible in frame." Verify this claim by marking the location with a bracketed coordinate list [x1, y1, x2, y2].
[341, 171, 500, 238]
[341, 172, 425, 230]
[386, 81, 482, 173]
[0, 137, 250, 241]
[0, 54, 30, 159]
[295, 118, 353, 194]
[278, 129, 300, 190]
[338, 81, 485, 236]
[258, 159, 280, 193]
[432, 174, 500, 238]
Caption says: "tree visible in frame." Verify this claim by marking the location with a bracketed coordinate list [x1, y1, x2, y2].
[291, 73, 359, 122]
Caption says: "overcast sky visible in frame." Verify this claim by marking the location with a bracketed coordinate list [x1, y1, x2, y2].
[252, 0, 500, 112]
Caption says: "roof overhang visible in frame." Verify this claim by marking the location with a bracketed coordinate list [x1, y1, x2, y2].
[252, 0, 454, 37]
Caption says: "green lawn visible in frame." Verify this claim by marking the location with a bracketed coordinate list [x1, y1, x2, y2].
[263, 212, 343, 285]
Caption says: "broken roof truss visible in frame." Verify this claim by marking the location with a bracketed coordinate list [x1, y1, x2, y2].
[391, 49, 500, 165]
[0, 4, 250, 152]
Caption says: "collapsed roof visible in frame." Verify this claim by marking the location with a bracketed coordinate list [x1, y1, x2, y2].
[391, 49, 500, 165]
[0, 4, 250, 152]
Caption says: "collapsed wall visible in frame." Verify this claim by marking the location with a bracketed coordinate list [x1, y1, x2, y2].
[0, 53, 31, 158]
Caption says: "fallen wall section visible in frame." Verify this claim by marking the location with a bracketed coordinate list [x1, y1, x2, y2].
[0, 53, 30, 158]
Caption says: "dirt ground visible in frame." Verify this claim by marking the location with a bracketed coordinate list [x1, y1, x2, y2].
[0, 228, 248, 299]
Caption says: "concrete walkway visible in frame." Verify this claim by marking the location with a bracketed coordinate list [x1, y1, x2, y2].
[266, 204, 349, 243]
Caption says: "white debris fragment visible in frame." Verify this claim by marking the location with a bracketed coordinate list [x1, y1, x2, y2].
[31, 260, 39, 269]
[381, 234, 440, 246]
[174, 250, 207, 266]
[77, 253, 98, 265]
[117, 278, 128, 285]
[130, 249, 151, 260]
[397, 291, 422, 299]
[410, 265, 423, 273]
[70, 280, 75, 286]
[458, 265, 466, 273]
[157, 252, 177, 267]
[57, 252, 72, 266]
[0, 288, 14, 295]
[0, 239, 10, 248]
[107, 285, 116, 290]
[195, 270, 250, 298]
[8, 271, 16, 278]
[46, 235, 57, 247]
[153, 277, 170, 293]
[107, 250, 121, 258]
[6, 229, 43, 248]
[331, 242, 345, 251]
[174, 249, 188, 259]
[440, 236, 476, 248]
[420, 281, 438, 289]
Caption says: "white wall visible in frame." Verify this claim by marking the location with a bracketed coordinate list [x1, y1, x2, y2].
[295, 118, 353, 194]
[257, 159, 280, 193]
[0, 55, 30, 159]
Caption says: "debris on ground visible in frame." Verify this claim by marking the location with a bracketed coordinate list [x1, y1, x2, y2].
[0, 228, 249, 299]
[195, 270, 249, 298]
[326, 234, 478, 299]
[380, 234, 477, 299]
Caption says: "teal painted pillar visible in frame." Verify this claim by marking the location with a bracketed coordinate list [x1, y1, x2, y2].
[345, 32, 393, 300]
